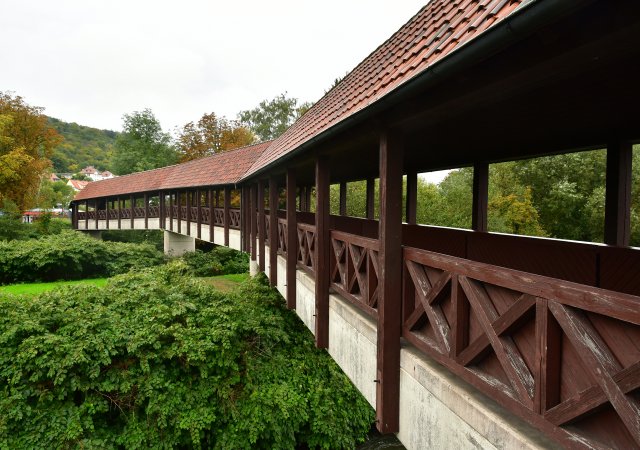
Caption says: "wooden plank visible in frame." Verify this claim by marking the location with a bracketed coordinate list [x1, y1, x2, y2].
[604, 140, 632, 246]
[105, 198, 110, 230]
[331, 230, 379, 250]
[269, 176, 278, 287]
[366, 178, 375, 220]
[224, 186, 230, 246]
[159, 191, 164, 229]
[169, 192, 173, 231]
[534, 298, 561, 415]
[451, 274, 468, 358]
[406, 171, 417, 225]
[403, 247, 640, 325]
[117, 197, 121, 229]
[186, 190, 191, 236]
[549, 302, 640, 444]
[250, 184, 257, 261]
[472, 162, 488, 232]
[376, 130, 403, 434]
[177, 192, 182, 234]
[208, 189, 213, 242]
[95, 199, 99, 230]
[315, 156, 330, 348]
[339, 181, 347, 216]
[258, 181, 266, 271]
[85, 200, 89, 229]
[130, 195, 135, 229]
[287, 169, 297, 309]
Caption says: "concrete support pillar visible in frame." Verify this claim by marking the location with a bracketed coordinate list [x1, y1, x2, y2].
[163, 230, 195, 256]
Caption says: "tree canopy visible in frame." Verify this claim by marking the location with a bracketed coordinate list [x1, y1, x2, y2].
[0, 92, 62, 211]
[112, 109, 178, 175]
[176, 112, 254, 162]
[238, 93, 311, 142]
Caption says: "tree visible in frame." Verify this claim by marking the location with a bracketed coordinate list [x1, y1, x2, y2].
[112, 109, 178, 175]
[238, 93, 311, 142]
[36, 179, 76, 209]
[176, 112, 254, 162]
[0, 92, 62, 211]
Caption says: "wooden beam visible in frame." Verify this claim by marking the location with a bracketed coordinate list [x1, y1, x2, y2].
[224, 186, 231, 246]
[366, 178, 375, 220]
[287, 168, 297, 309]
[305, 186, 312, 212]
[177, 192, 181, 234]
[472, 162, 489, 232]
[117, 197, 121, 229]
[186, 190, 192, 236]
[169, 192, 173, 231]
[315, 156, 330, 348]
[376, 129, 403, 434]
[250, 184, 257, 261]
[605, 141, 632, 246]
[105, 198, 110, 230]
[144, 193, 149, 229]
[339, 181, 347, 216]
[406, 171, 417, 225]
[258, 181, 266, 272]
[208, 189, 213, 243]
[196, 189, 202, 239]
[95, 199, 99, 230]
[269, 176, 278, 287]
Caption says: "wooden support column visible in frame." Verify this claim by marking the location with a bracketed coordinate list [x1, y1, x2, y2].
[208, 189, 213, 243]
[177, 192, 182, 234]
[286, 168, 297, 309]
[250, 184, 257, 261]
[224, 186, 231, 246]
[186, 190, 191, 236]
[366, 178, 375, 219]
[605, 141, 632, 246]
[158, 191, 164, 229]
[130, 195, 135, 229]
[472, 162, 489, 232]
[95, 199, 99, 230]
[315, 157, 330, 348]
[406, 171, 417, 225]
[85, 200, 89, 229]
[339, 181, 347, 216]
[269, 176, 278, 287]
[243, 186, 250, 252]
[117, 197, 121, 229]
[376, 130, 403, 434]
[258, 181, 266, 271]
[106, 198, 110, 229]
[197, 189, 202, 239]
[144, 193, 149, 229]
[169, 193, 173, 231]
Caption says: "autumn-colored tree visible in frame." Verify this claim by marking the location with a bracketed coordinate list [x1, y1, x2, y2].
[0, 93, 62, 210]
[177, 112, 254, 162]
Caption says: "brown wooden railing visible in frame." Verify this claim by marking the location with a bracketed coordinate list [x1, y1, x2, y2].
[86, 211, 96, 220]
[402, 246, 640, 448]
[330, 230, 379, 317]
[296, 222, 315, 274]
[172, 205, 179, 218]
[133, 207, 145, 218]
[108, 209, 118, 219]
[190, 206, 198, 220]
[148, 206, 159, 217]
[121, 208, 131, 219]
[277, 218, 287, 254]
[265, 215, 270, 244]
[180, 206, 187, 220]
[97, 210, 106, 220]
[202, 207, 210, 224]
[229, 208, 241, 229]
[213, 208, 224, 226]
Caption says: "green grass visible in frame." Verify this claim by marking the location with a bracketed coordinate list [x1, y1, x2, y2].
[0, 278, 109, 296]
[200, 273, 250, 292]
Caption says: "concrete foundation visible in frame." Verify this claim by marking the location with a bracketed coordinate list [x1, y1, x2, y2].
[163, 230, 195, 256]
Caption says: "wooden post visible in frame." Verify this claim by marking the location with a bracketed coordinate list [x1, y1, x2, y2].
[472, 162, 489, 232]
[250, 184, 257, 261]
[169, 192, 174, 231]
[243, 187, 250, 252]
[208, 189, 213, 243]
[130, 195, 135, 229]
[406, 171, 417, 225]
[315, 157, 330, 348]
[106, 198, 110, 229]
[95, 199, 99, 230]
[177, 192, 182, 234]
[269, 176, 278, 287]
[224, 186, 231, 246]
[377, 130, 403, 434]
[339, 181, 347, 216]
[85, 200, 89, 229]
[366, 178, 375, 219]
[186, 190, 192, 236]
[258, 181, 266, 272]
[605, 141, 632, 246]
[158, 191, 164, 229]
[117, 197, 121, 229]
[144, 193, 149, 229]
[287, 168, 297, 309]
[195, 190, 201, 239]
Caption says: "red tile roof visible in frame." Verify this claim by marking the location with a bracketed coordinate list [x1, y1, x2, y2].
[243, 0, 526, 178]
[74, 141, 270, 201]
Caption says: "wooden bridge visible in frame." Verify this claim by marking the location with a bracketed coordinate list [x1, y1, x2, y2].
[71, 1, 640, 448]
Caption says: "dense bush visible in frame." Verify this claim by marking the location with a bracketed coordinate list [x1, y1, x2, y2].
[0, 215, 70, 241]
[182, 247, 249, 276]
[0, 231, 165, 283]
[0, 264, 374, 448]
[102, 229, 164, 251]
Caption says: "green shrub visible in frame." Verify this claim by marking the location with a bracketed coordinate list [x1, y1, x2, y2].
[0, 231, 165, 284]
[0, 265, 374, 448]
[102, 229, 164, 251]
[182, 246, 249, 276]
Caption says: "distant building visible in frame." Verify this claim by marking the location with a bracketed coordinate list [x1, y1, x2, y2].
[67, 179, 90, 191]
[80, 166, 116, 181]
[49, 173, 61, 182]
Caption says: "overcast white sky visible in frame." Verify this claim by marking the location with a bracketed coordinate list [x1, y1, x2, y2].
[1, 0, 427, 133]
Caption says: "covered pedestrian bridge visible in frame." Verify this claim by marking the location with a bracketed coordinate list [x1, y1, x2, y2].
[72, 1, 640, 448]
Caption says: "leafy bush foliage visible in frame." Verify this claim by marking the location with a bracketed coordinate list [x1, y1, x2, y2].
[102, 229, 164, 251]
[0, 265, 374, 448]
[182, 247, 249, 276]
[0, 231, 164, 284]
